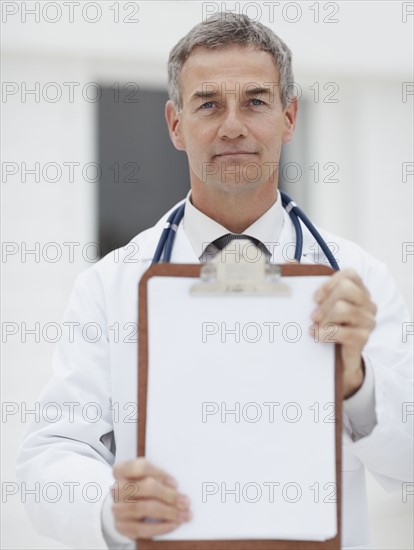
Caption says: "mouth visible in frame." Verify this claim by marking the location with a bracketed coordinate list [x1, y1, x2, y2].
[214, 152, 258, 158]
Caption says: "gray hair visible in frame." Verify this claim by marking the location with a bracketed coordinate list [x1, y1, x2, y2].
[167, 12, 294, 113]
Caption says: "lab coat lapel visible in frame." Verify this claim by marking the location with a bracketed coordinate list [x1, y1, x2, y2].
[273, 208, 321, 265]
[138, 201, 200, 265]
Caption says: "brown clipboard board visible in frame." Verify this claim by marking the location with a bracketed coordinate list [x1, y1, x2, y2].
[137, 263, 342, 550]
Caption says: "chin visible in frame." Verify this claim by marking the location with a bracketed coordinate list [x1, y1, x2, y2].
[203, 177, 264, 193]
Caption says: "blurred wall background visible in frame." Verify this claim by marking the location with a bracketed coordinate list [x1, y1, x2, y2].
[1, 1, 413, 548]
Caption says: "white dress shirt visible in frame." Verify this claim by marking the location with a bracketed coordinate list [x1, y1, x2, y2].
[183, 189, 284, 261]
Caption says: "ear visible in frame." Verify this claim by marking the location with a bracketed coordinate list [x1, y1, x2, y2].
[165, 100, 185, 151]
[282, 97, 298, 144]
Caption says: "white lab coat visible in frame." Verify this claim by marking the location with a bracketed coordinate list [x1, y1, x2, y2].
[16, 198, 413, 550]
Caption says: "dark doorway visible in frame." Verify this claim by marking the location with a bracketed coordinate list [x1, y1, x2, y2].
[97, 86, 189, 258]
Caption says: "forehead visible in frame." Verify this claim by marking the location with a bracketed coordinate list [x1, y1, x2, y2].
[180, 44, 280, 98]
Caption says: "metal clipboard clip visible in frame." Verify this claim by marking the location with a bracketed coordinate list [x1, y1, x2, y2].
[190, 244, 291, 297]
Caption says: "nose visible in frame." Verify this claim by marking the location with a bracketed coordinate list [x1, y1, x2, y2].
[217, 107, 248, 140]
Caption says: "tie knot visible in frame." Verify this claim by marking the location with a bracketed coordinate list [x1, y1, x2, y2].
[209, 233, 270, 261]
[212, 233, 261, 250]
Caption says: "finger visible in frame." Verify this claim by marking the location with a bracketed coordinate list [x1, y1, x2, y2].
[114, 478, 189, 508]
[314, 269, 365, 303]
[313, 277, 371, 318]
[112, 480, 141, 503]
[115, 519, 180, 540]
[113, 500, 191, 523]
[315, 301, 376, 329]
[313, 285, 376, 326]
[311, 323, 372, 349]
[136, 478, 189, 508]
[113, 458, 176, 486]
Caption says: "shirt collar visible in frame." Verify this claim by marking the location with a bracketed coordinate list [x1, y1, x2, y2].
[182, 189, 285, 259]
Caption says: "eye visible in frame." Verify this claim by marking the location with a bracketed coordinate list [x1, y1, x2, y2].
[249, 98, 265, 106]
[200, 101, 215, 109]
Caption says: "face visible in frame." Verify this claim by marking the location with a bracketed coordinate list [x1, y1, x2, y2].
[165, 44, 297, 194]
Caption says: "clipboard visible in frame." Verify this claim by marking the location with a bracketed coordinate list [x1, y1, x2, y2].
[137, 259, 342, 550]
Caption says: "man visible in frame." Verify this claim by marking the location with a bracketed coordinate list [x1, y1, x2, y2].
[16, 12, 412, 550]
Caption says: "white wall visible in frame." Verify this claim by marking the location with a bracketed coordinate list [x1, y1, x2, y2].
[1, 2, 413, 548]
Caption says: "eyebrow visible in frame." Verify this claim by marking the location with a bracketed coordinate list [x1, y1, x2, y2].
[189, 86, 274, 102]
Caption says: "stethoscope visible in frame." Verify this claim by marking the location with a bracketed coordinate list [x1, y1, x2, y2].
[152, 191, 340, 271]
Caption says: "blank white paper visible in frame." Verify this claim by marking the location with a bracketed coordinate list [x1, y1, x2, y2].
[144, 275, 337, 541]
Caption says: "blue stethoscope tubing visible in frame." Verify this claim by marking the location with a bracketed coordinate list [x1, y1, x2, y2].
[151, 191, 340, 271]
